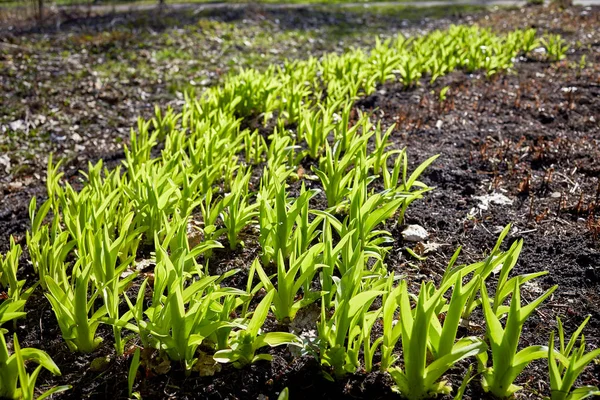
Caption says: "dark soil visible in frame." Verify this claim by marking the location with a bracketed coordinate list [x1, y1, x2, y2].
[1, 4, 599, 400]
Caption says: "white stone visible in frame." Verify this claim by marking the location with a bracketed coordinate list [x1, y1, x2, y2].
[0, 155, 10, 174]
[402, 225, 429, 242]
[9, 120, 26, 131]
[473, 192, 513, 211]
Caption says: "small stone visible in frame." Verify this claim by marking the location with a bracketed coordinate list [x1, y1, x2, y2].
[9, 120, 26, 131]
[0, 155, 11, 174]
[473, 192, 513, 211]
[561, 87, 577, 93]
[435, 120, 443, 129]
[72, 133, 83, 142]
[402, 225, 429, 242]
[7, 181, 23, 191]
[135, 259, 153, 271]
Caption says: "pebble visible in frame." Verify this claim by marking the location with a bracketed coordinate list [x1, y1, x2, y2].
[9, 120, 26, 131]
[402, 225, 429, 242]
[473, 192, 513, 211]
[0, 155, 11, 174]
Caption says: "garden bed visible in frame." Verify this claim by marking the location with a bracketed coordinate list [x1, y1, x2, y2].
[0, 4, 599, 400]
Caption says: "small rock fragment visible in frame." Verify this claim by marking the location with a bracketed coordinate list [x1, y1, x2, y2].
[0, 155, 11, 174]
[402, 225, 429, 242]
[9, 120, 26, 131]
[7, 181, 23, 191]
[473, 192, 513, 211]
[135, 259, 153, 271]
[561, 87, 577, 93]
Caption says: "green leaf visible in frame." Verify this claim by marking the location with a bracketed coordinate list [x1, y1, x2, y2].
[247, 290, 275, 337]
[404, 154, 439, 191]
[260, 332, 301, 347]
[128, 348, 141, 398]
[567, 386, 600, 400]
[213, 349, 238, 364]
[37, 385, 72, 400]
[278, 387, 290, 400]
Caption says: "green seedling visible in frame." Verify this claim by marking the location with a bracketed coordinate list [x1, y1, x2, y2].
[319, 285, 384, 379]
[214, 289, 301, 367]
[222, 169, 259, 250]
[388, 280, 486, 399]
[0, 237, 36, 327]
[543, 34, 569, 61]
[0, 331, 70, 400]
[253, 245, 323, 323]
[478, 279, 558, 398]
[547, 316, 600, 400]
[44, 262, 105, 353]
